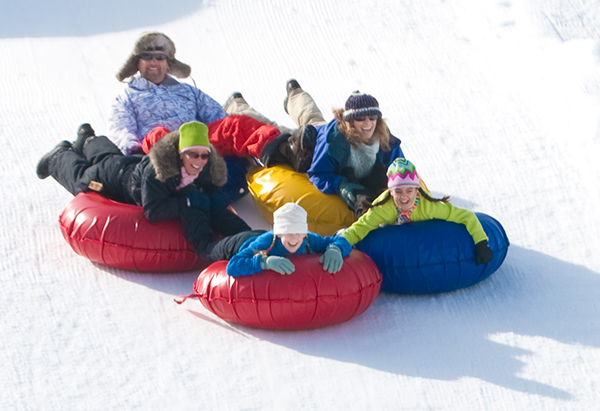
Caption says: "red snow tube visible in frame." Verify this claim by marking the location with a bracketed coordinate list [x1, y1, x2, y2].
[59, 192, 205, 272]
[183, 250, 382, 330]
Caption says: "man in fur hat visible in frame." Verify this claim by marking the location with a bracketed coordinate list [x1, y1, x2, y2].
[108, 32, 227, 156]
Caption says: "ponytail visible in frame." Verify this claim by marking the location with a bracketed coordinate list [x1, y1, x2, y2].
[418, 187, 450, 203]
[255, 234, 277, 256]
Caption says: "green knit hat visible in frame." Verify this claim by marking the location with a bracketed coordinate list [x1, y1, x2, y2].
[178, 121, 210, 152]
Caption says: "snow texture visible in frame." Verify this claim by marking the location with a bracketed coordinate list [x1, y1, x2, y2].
[1, 0, 599, 410]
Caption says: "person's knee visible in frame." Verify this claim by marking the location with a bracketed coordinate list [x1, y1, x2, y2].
[83, 136, 123, 163]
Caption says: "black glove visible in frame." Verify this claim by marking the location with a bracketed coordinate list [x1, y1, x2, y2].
[259, 132, 291, 168]
[475, 240, 494, 265]
[354, 194, 372, 218]
[185, 187, 210, 213]
[339, 181, 365, 208]
[208, 191, 230, 214]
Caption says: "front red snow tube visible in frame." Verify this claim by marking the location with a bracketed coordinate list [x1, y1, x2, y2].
[190, 250, 382, 330]
[59, 192, 205, 272]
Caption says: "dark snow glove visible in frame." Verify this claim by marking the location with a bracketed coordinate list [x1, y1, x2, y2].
[260, 256, 295, 275]
[207, 191, 230, 214]
[354, 194, 372, 219]
[185, 187, 210, 214]
[475, 240, 494, 265]
[339, 181, 365, 208]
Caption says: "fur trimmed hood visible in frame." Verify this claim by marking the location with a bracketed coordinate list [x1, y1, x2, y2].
[116, 32, 191, 82]
[148, 130, 227, 187]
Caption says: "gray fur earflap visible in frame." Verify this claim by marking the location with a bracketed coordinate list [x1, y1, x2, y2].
[116, 32, 192, 82]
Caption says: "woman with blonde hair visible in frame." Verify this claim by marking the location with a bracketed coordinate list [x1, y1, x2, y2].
[225, 81, 405, 217]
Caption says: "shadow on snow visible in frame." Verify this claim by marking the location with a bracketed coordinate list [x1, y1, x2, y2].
[131, 245, 600, 401]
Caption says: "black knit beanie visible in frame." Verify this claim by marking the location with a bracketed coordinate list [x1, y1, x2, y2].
[342, 91, 382, 121]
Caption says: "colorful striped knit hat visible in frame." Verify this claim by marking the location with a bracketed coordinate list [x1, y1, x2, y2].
[387, 158, 420, 189]
[342, 91, 382, 121]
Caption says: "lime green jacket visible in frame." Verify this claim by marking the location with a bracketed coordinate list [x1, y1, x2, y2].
[341, 191, 489, 246]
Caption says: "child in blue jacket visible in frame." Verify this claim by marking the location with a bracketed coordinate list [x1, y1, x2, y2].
[226, 203, 352, 277]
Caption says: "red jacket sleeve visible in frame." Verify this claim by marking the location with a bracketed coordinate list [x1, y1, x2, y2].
[208, 114, 280, 158]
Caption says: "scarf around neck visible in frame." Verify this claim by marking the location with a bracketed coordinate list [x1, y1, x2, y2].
[395, 193, 420, 225]
[177, 166, 198, 190]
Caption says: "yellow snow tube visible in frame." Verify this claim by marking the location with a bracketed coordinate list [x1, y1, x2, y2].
[246, 165, 355, 236]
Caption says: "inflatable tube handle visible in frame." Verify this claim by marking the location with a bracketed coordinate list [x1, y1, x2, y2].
[174, 294, 201, 304]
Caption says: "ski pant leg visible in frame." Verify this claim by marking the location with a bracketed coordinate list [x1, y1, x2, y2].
[82, 136, 125, 165]
[208, 229, 266, 262]
[48, 137, 132, 200]
[224, 96, 293, 134]
[48, 149, 94, 196]
[286, 89, 328, 127]
[179, 207, 218, 261]
[210, 208, 252, 237]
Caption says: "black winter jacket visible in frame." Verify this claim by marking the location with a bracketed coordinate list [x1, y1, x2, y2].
[127, 131, 228, 222]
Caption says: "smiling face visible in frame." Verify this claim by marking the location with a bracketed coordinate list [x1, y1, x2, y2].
[352, 115, 379, 143]
[278, 233, 306, 254]
[390, 187, 419, 212]
[137, 55, 168, 85]
[180, 147, 210, 176]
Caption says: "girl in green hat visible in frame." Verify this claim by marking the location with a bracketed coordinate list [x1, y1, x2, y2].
[36, 121, 252, 261]
[340, 158, 494, 265]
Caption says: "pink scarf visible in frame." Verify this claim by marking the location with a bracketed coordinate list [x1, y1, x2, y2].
[177, 167, 198, 190]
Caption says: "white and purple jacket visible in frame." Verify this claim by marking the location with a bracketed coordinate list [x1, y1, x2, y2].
[108, 75, 227, 155]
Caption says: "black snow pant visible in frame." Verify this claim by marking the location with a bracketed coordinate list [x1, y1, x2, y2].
[179, 206, 256, 262]
[48, 136, 139, 204]
[50, 136, 256, 261]
[207, 229, 266, 262]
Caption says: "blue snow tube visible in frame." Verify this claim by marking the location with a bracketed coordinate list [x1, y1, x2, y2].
[354, 212, 509, 295]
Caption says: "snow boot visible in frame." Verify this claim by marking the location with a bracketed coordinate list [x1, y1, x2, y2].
[36, 140, 72, 179]
[284, 123, 317, 173]
[283, 79, 301, 114]
[72, 123, 96, 155]
[223, 92, 244, 113]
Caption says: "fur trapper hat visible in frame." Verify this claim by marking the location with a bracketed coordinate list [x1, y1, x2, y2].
[149, 130, 227, 187]
[116, 32, 191, 82]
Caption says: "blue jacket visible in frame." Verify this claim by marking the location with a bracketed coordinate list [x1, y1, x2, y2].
[226, 231, 352, 277]
[108, 75, 227, 155]
[307, 119, 404, 194]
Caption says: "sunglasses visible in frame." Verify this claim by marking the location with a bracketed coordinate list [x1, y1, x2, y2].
[353, 114, 380, 122]
[184, 151, 210, 160]
[139, 53, 167, 61]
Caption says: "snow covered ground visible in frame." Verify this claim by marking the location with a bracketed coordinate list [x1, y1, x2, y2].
[2, 0, 600, 409]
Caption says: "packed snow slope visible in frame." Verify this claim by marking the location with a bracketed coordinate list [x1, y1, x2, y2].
[1, 0, 599, 410]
